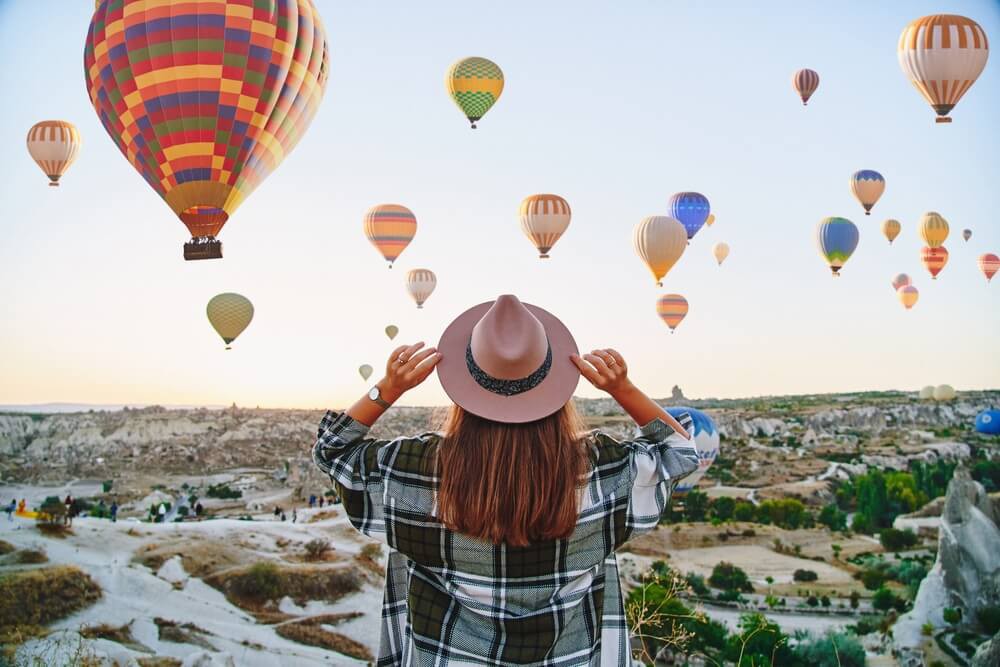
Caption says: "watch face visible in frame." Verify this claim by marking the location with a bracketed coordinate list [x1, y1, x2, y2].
[368, 387, 379, 401]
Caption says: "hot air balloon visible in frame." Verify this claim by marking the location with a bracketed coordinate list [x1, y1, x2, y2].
[963, 229, 972, 242]
[882, 219, 902, 245]
[667, 192, 711, 241]
[792, 68, 820, 105]
[898, 15, 989, 123]
[26, 121, 81, 187]
[406, 269, 437, 309]
[656, 294, 689, 333]
[921, 246, 949, 279]
[712, 242, 730, 266]
[206, 293, 254, 350]
[385, 325, 399, 340]
[979, 253, 1000, 283]
[891, 273, 912, 291]
[897, 285, 919, 310]
[664, 407, 719, 494]
[446, 57, 504, 129]
[633, 217, 687, 286]
[975, 409, 1000, 435]
[933, 384, 956, 401]
[918, 385, 935, 400]
[364, 204, 417, 267]
[705, 214, 716, 227]
[850, 170, 885, 216]
[519, 194, 571, 258]
[918, 212, 949, 248]
[359, 365, 373, 381]
[84, 0, 330, 261]
[816, 217, 859, 276]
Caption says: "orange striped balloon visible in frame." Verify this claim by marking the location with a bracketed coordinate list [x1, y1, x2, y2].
[519, 194, 571, 258]
[26, 121, 81, 186]
[792, 68, 820, 105]
[364, 204, 417, 267]
[921, 246, 949, 280]
[656, 294, 689, 333]
[979, 253, 1000, 283]
[405, 269, 437, 308]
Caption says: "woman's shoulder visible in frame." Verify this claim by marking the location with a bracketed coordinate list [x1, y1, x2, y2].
[376, 431, 442, 475]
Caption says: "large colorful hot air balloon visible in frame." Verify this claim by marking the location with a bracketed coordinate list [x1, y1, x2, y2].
[882, 219, 902, 245]
[975, 409, 1000, 435]
[26, 121, 81, 187]
[891, 273, 912, 291]
[921, 246, 949, 279]
[918, 212, 949, 248]
[446, 57, 504, 129]
[656, 294, 689, 333]
[816, 217, 859, 276]
[633, 216, 687, 286]
[385, 325, 399, 340]
[898, 15, 989, 123]
[364, 204, 417, 267]
[664, 407, 719, 494]
[712, 242, 729, 266]
[963, 229, 972, 242]
[206, 293, 254, 350]
[897, 285, 919, 310]
[667, 192, 711, 241]
[979, 253, 1000, 283]
[792, 68, 820, 105]
[519, 194, 571, 259]
[850, 170, 885, 216]
[406, 269, 437, 309]
[359, 364, 373, 381]
[84, 0, 330, 260]
[933, 384, 956, 401]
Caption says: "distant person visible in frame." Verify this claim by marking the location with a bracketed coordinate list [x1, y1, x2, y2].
[110, 501, 118, 523]
[280, 511, 286, 522]
[195, 502, 204, 517]
[308, 494, 316, 508]
[318, 496, 325, 508]
[292, 508, 297, 523]
[273, 506, 281, 518]
[64, 495, 74, 525]
[311, 296, 697, 665]
[158, 503, 167, 523]
[18, 499, 27, 514]
[96, 499, 106, 518]
[5, 499, 14, 521]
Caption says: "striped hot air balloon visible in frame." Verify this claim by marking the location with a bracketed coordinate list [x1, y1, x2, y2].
[656, 294, 689, 333]
[84, 0, 330, 260]
[633, 216, 687, 286]
[898, 15, 989, 123]
[850, 170, 885, 215]
[26, 121, 81, 186]
[364, 204, 417, 267]
[919, 212, 949, 248]
[519, 194, 571, 258]
[962, 229, 972, 242]
[446, 57, 504, 129]
[406, 269, 437, 309]
[206, 293, 254, 349]
[667, 192, 711, 241]
[882, 219, 902, 244]
[892, 273, 912, 291]
[816, 217, 859, 276]
[792, 68, 820, 105]
[921, 246, 949, 279]
[712, 242, 730, 266]
[664, 407, 719, 494]
[897, 285, 919, 310]
[979, 253, 1000, 283]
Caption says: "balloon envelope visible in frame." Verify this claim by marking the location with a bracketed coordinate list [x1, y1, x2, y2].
[665, 407, 720, 494]
[385, 325, 399, 340]
[918, 212, 949, 248]
[792, 68, 820, 105]
[359, 365, 373, 381]
[406, 269, 437, 308]
[918, 385, 935, 400]
[705, 214, 715, 227]
[978, 253, 999, 283]
[882, 219, 902, 244]
[975, 410, 1000, 435]
[446, 57, 504, 128]
[963, 229, 972, 242]
[667, 192, 711, 241]
[633, 216, 687, 286]
[816, 217, 859, 276]
[364, 204, 417, 267]
[891, 273, 912, 291]
[933, 384, 956, 401]
[206, 293, 254, 348]
[850, 170, 885, 215]
[712, 242, 730, 266]
[27, 121, 81, 186]
[519, 194, 571, 258]
[656, 294, 689, 332]
[897, 285, 919, 310]
[921, 246, 949, 279]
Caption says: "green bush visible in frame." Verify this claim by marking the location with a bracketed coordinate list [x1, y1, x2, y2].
[206, 483, 242, 500]
[0, 566, 101, 626]
[793, 569, 818, 582]
[231, 562, 282, 600]
[791, 630, 866, 667]
[709, 562, 753, 593]
[685, 572, 709, 596]
[872, 587, 905, 613]
[807, 595, 819, 607]
[879, 528, 918, 552]
[942, 607, 962, 625]
[977, 605, 1000, 634]
[860, 567, 887, 591]
[818, 503, 848, 531]
[733, 501, 755, 522]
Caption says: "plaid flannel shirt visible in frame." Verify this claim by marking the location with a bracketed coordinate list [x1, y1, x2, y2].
[313, 409, 697, 666]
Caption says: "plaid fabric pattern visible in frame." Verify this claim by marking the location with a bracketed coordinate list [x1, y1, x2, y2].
[313, 410, 698, 666]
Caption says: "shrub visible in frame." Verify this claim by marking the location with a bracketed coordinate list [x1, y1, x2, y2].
[685, 573, 709, 596]
[709, 562, 753, 593]
[206, 483, 242, 499]
[304, 539, 331, 561]
[879, 528, 918, 552]
[12, 549, 48, 564]
[0, 566, 101, 627]
[793, 569, 818, 582]
[820, 595, 831, 608]
[177, 506, 189, 517]
[921, 622, 934, 636]
[733, 501, 755, 522]
[275, 622, 373, 661]
[977, 605, 1000, 634]
[231, 562, 282, 601]
[942, 607, 962, 625]
[807, 595, 819, 607]
[860, 567, 887, 591]
[741, 528, 756, 537]
[849, 591, 860, 609]
[872, 587, 903, 613]
[791, 630, 866, 667]
[359, 543, 382, 563]
[818, 503, 848, 531]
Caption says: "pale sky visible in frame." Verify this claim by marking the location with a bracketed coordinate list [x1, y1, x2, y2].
[1, 0, 998, 409]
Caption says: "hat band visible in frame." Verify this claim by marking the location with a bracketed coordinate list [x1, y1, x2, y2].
[465, 339, 552, 397]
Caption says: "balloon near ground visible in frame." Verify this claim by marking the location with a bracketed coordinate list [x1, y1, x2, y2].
[446, 57, 504, 129]
[385, 325, 399, 340]
[921, 246, 948, 280]
[897, 285, 919, 310]
[850, 170, 885, 216]
[519, 194, 571, 259]
[206, 293, 254, 350]
[406, 269, 437, 309]
[978, 253, 999, 283]
[918, 212, 949, 248]
[26, 121, 81, 187]
[976, 410, 1000, 435]
[359, 365, 373, 381]
[816, 217, 859, 276]
[713, 242, 729, 266]
[656, 294, 689, 333]
[633, 216, 687, 286]
[919, 385, 935, 400]
[364, 204, 417, 267]
[898, 15, 989, 123]
[933, 384, 956, 401]
[882, 219, 901, 245]
[792, 68, 820, 105]
[891, 273, 911, 291]
[667, 192, 711, 241]
[664, 407, 719, 494]
[84, 0, 330, 261]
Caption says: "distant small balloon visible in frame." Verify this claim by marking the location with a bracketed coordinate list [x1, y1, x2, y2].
[667, 192, 711, 241]
[850, 170, 885, 216]
[705, 214, 716, 227]
[933, 384, 956, 401]
[882, 219, 901, 245]
[406, 269, 437, 308]
[359, 365, 373, 381]
[897, 285, 919, 310]
[918, 385, 934, 400]
[206, 293, 254, 350]
[519, 194, 571, 258]
[979, 253, 1000, 283]
[27, 120, 81, 187]
[792, 68, 820, 105]
[921, 246, 949, 280]
[962, 229, 972, 242]
[364, 204, 417, 268]
[816, 217, 859, 276]
[385, 325, 399, 340]
[712, 242, 729, 266]
[891, 273, 911, 291]
[656, 294, 689, 333]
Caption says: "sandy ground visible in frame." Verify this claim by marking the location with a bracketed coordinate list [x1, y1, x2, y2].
[646, 544, 853, 585]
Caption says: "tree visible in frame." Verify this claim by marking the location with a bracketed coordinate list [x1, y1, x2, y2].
[711, 496, 735, 521]
[820, 595, 831, 608]
[872, 587, 902, 613]
[831, 544, 842, 560]
[942, 607, 962, 625]
[723, 613, 794, 667]
[879, 528, 918, 552]
[807, 595, 819, 607]
[683, 490, 709, 522]
[793, 569, 818, 582]
[791, 630, 866, 667]
[709, 562, 753, 593]
[849, 591, 860, 609]
[818, 503, 847, 531]
[733, 501, 756, 522]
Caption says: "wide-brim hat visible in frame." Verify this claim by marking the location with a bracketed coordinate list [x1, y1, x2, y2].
[437, 295, 580, 423]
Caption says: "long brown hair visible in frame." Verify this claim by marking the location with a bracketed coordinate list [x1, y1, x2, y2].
[435, 403, 589, 547]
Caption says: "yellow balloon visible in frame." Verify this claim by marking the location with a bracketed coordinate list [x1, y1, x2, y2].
[712, 242, 730, 266]
[206, 293, 254, 349]
[897, 285, 919, 310]
[633, 217, 687, 286]
[705, 214, 715, 227]
[918, 212, 949, 248]
[882, 219, 901, 244]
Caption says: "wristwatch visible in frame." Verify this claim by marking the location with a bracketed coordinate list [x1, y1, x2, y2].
[368, 385, 392, 409]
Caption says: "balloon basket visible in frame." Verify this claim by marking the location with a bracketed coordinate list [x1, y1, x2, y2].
[184, 238, 223, 261]
[539, 253, 550, 259]
[48, 181, 59, 187]
[417, 305, 423, 309]
[936, 117, 952, 124]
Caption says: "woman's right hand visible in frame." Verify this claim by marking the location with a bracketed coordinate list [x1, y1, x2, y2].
[571, 348, 633, 397]
[380, 342, 442, 402]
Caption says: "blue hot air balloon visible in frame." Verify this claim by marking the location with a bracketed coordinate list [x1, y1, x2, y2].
[665, 406, 720, 494]
[816, 217, 859, 276]
[976, 409, 1000, 435]
[667, 192, 711, 241]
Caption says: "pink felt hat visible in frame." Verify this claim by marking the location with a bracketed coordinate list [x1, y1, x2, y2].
[437, 295, 580, 423]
